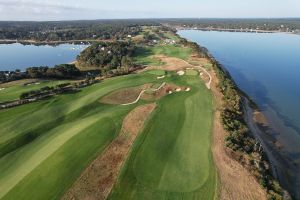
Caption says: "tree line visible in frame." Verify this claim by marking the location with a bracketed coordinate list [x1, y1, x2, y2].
[0, 20, 159, 42]
[161, 18, 300, 32]
[0, 64, 81, 83]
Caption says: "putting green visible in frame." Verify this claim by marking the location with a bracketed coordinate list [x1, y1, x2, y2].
[186, 69, 199, 76]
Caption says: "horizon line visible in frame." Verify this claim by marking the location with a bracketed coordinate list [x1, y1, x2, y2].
[1, 17, 300, 23]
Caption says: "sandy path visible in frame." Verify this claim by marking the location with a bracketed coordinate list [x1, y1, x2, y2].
[210, 69, 267, 200]
[62, 103, 156, 200]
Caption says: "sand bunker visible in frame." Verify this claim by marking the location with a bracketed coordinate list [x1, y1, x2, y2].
[177, 71, 185, 76]
[157, 75, 165, 79]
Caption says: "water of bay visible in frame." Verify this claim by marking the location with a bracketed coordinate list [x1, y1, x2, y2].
[178, 30, 300, 198]
[0, 43, 88, 71]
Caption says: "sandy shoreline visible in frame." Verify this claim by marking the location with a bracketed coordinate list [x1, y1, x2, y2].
[243, 98, 299, 199]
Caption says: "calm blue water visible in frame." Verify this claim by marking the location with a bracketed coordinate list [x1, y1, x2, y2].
[179, 30, 300, 198]
[0, 43, 88, 71]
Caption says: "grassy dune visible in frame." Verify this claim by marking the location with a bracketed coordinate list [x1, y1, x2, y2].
[0, 73, 157, 200]
[109, 75, 217, 200]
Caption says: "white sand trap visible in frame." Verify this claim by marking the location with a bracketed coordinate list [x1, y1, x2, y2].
[177, 70, 185, 76]
[35, 82, 40, 85]
[175, 88, 182, 92]
[0, 88, 5, 91]
[185, 87, 191, 92]
[157, 75, 165, 79]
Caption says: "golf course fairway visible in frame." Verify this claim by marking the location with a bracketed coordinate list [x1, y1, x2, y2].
[0, 70, 217, 200]
[109, 74, 217, 200]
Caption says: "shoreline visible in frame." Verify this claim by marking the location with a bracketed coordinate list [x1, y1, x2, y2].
[177, 27, 295, 35]
[209, 63, 267, 199]
[243, 98, 297, 197]
[0, 39, 109, 46]
[196, 48, 290, 199]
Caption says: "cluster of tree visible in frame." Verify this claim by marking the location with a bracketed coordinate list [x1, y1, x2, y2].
[26, 64, 81, 79]
[0, 64, 81, 83]
[160, 18, 300, 32]
[0, 70, 26, 83]
[77, 41, 135, 69]
[0, 20, 160, 42]
[187, 40, 284, 199]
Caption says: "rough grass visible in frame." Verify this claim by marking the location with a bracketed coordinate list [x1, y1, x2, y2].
[0, 73, 158, 200]
[109, 75, 217, 200]
[100, 86, 143, 105]
[0, 80, 70, 103]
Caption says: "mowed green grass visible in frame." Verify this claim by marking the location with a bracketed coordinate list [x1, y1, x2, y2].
[186, 69, 199, 76]
[146, 70, 165, 76]
[0, 80, 70, 103]
[0, 73, 158, 200]
[109, 74, 217, 200]
[134, 45, 192, 66]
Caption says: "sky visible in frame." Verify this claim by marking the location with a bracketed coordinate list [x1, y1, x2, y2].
[0, 0, 299, 21]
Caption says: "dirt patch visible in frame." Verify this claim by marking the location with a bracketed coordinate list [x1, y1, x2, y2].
[100, 84, 151, 105]
[210, 67, 267, 200]
[62, 103, 156, 200]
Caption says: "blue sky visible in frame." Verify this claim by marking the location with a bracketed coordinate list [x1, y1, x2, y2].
[0, 0, 299, 21]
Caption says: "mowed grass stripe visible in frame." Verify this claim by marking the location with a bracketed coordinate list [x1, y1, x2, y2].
[2, 116, 120, 200]
[0, 115, 101, 198]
